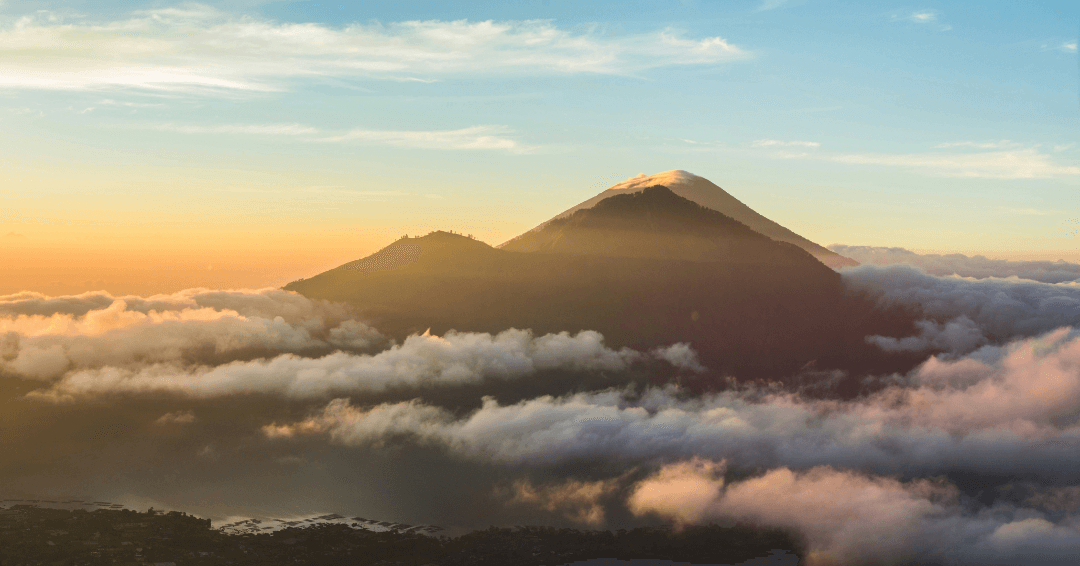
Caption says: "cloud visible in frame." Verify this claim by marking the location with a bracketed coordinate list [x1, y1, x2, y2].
[832, 246, 1080, 284]
[765, 143, 1080, 178]
[141, 122, 532, 153]
[155, 410, 196, 425]
[932, 140, 1023, 150]
[894, 10, 952, 32]
[841, 264, 1080, 348]
[629, 462, 1080, 566]
[503, 478, 617, 526]
[1043, 41, 1078, 54]
[149, 123, 320, 135]
[318, 125, 530, 153]
[0, 288, 385, 381]
[31, 327, 697, 400]
[627, 458, 724, 525]
[751, 139, 820, 148]
[828, 147, 1079, 178]
[265, 327, 1080, 482]
[0, 8, 749, 94]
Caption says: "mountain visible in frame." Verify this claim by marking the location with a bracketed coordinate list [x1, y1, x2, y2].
[498, 184, 825, 268]
[285, 188, 918, 389]
[501, 170, 858, 269]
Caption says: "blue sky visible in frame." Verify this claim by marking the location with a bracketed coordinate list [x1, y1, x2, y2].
[1, 0, 1077, 292]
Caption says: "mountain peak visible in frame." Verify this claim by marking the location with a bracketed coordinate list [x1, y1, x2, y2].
[610, 170, 702, 192]
[502, 169, 857, 269]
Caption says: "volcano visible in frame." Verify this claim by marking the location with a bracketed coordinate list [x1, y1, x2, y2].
[286, 178, 916, 388]
[502, 170, 857, 269]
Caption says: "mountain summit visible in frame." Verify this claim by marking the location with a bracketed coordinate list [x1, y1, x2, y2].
[502, 170, 857, 269]
[501, 184, 828, 270]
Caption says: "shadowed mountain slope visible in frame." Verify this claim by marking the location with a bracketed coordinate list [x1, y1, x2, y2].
[502, 170, 857, 269]
[286, 190, 918, 388]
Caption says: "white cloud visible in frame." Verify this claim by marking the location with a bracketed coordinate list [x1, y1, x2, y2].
[832, 246, 1080, 284]
[139, 122, 531, 152]
[0, 288, 385, 381]
[0, 8, 750, 94]
[895, 10, 952, 31]
[771, 145, 1080, 179]
[150, 123, 319, 135]
[318, 125, 530, 153]
[629, 462, 1080, 566]
[932, 140, 1022, 150]
[841, 264, 1080, 346]
[263, 329, 1080, 478]
[32, 327, 696, 400]
[1064, 42, 1078, 53]
[751, 139, 820, 148]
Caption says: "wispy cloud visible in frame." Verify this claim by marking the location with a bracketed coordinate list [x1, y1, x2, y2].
[318, 125, 531, 153]
[751, 139, 820, 148]
[825, 148, 1079, 178]
[149, 123, 320, 136]
[893, 9, 952, 32]
[137, 121, 532, 153]
[761, 142, 1080, 179]
[0, 6, 750, 95]
[932, 140, 1022, 150]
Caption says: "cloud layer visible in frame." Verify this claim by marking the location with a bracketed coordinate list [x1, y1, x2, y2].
[265, 328, 1080, 482]
[1, 288, 698, 400]
[840, 264, 1080, 352]
[833, 246, 1080, 284]
[0, 288, 384, 381]
[5, 278, 1080, 564]
[629, 461, 1080, 566]
[0, 6, 748, 93]
[40, 328, 683, 400]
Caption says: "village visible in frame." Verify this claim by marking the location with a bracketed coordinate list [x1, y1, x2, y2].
[0, 502, 802, 565]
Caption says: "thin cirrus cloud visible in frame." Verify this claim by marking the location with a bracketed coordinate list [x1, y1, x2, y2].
[751, 139, 820, 148]
[763, 143, 1080, 179]
[316, 125, 531, 153]
[149, 123, 321, 136]
[143, 122, 532, 152]
[0, 5, 750, 94]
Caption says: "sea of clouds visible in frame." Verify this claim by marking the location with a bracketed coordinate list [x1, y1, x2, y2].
[4, 249, 1080, 565]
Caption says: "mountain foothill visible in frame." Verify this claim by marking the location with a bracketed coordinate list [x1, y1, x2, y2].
[286, 171, 921, 394]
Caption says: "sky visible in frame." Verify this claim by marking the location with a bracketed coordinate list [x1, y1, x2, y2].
[1, 0, 1077, 294]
